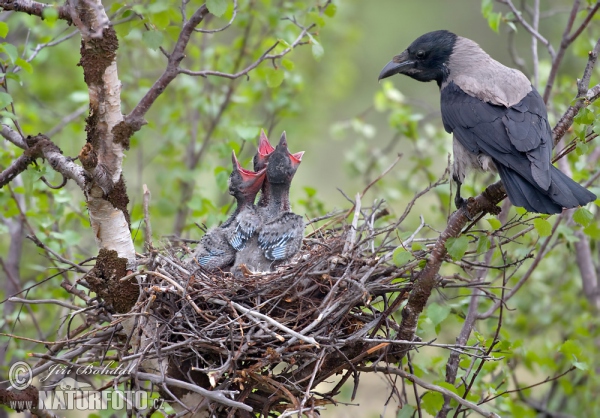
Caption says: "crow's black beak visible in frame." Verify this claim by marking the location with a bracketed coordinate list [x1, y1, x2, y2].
[378, 50, 413, 80]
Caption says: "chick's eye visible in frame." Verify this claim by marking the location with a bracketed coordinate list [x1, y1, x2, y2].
[416, 50, 425, 59]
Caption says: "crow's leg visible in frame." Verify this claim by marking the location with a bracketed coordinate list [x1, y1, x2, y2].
[454, 178, 473, 220]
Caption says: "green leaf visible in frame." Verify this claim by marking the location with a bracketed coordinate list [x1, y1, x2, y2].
[265, 68, 284, 88]
[428, 303, 450, 327]
[422, 391, 444, 415]
[481, 0, 493, 18]
[559, 339, 582, 359]
[573, 361, 589, 371]
[435, 381, 459, 394]
[392, 247, 412, 266]
[0, 22, 8, 38]
[533, 218, 552, 237]
[324, 3, 337, 17]
[486, 218, 502, 230]
[476, 234, 491, 254]
[1, 43, 18, 64]
[152, 11, 171, 30]
[397, 404, 415, 418]
[583, 222, 600, 239]
[0, 92, 13, 109]
[15, 57, 32, 74]
[142, 31, 164, 51]
[311, 38, 324, 61]
[281, 58, 294, 71]
[42, 7, 59, 22]
[445, 235, 469, 261]
[575, 141, 589, 156]
[488, 12, 502, 32]
[206, 0, 227, 17]
[573, 207, 593, 227]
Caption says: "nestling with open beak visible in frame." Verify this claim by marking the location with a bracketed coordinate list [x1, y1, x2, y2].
[191, 151, 266, 271]
[233, 131, 305, 274]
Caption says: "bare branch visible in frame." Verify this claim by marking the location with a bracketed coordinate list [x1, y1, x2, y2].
[179, 23, 315, 79]
[135, 372, 252, 412]
[0, 0, 72, 23]
[356, 366, 500, 418]
[543, 1, 600, 102]
[143, 184, 153, 251]
[0, 133, 87, 190]
[0, 154, 33, 188]
[1, 123, 27, 149]
[124, 5, 210, 132]
[553, 37, 600, 145]
[195, 0, 237, 33]
[497, 0, 556, 59]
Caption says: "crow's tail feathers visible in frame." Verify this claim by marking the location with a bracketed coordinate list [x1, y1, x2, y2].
[496, 164, 596, 214]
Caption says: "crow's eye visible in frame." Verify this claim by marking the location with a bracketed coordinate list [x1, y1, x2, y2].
[416, 50, 426, 59]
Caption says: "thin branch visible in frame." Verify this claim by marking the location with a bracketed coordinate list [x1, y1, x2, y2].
[479, 367, 576, 404]
[0, 154, 33, 188]
[124, 5, 210, 131]
[1, 123, 27, 149]
[179, 23, 315, 79]
[497, 0, 555, 59]
[195, 0, 237, 33]
[477, 214, 564, 319]
[0, 0, 72, 22]
[553, 37, 600, 145]
[143, 184, 152, 251]
[8, 297, 80, 310]
[356, 366, 500, 418]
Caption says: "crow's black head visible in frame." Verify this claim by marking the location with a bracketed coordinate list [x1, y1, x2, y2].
[379, 30, 457, 86]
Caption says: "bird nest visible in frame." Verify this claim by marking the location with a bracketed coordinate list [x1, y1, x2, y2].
[128, 201, 418, 416]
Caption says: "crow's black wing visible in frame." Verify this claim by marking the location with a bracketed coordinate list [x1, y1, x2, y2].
[440, 82, 595, 213]
[440, 81, 551, 190]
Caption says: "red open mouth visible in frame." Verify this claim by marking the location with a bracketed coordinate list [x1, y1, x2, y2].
[258, 129, 275, 157]
[232, 151, 266, 182]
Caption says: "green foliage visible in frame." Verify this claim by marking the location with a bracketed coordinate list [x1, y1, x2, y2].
[533, 218, 552, 237]
[392, 246, 411, 266]
[445, 235, 469, 261]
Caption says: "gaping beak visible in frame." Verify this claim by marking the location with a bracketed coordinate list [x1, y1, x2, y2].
[276, 131, 303, 168]
[378, 50, 413, 80]
[258, 129, 275, 157]
[232, 151, 266, 184]
[278, 131, 288, 148]
[289, 151, 304, 169]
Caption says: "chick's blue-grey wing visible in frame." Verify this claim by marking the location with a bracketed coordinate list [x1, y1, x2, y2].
[194, 228, 235, 269]
[258, 212, 305, 261]
[227, 208, 262, 251]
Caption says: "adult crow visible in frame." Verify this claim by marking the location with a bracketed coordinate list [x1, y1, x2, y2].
[379, 30, 596, 214]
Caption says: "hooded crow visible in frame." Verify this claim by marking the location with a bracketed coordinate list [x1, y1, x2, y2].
[192, 152, 266, 270]
[233, 132, 305, 274]
[379, 30, 596, 214]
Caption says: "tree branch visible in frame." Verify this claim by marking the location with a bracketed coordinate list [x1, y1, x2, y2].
[1, 123, 27, 149]
[497, 0, 556, 59]
[0, 133, 87, 189]
[543, 1, 600, 103]
[356, 366, 501, 418]
[178, 22, 315, 79]
[0, 0, 72, 23]
[553, 37, 600, 145]
[124, 5, 209, 132]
